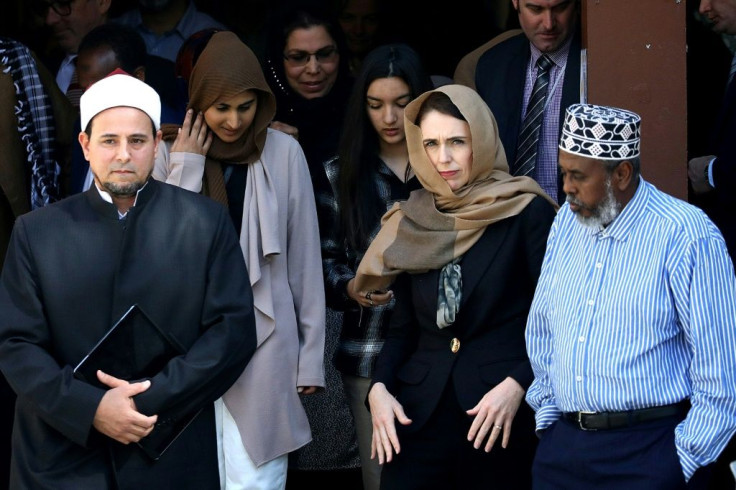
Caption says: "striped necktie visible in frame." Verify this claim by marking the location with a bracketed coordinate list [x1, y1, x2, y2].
[513, 54, 553, 177]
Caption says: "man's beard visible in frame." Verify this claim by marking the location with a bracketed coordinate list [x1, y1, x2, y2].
[567, 177, 620, 229]
[102, 180, 146, 198]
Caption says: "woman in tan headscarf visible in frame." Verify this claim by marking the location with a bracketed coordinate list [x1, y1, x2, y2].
[359, 84, 558, 489]
[153, 31, 326, 490]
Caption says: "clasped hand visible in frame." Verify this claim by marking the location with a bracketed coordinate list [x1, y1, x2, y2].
[347, 278, 393, 308]
[92, 370, 158, 445]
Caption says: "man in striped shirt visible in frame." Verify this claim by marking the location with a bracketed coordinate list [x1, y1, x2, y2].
[526, 104, 736, 489]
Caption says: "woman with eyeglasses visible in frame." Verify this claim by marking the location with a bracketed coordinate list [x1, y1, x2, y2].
[152, 31, 326, 490]
[262, 3, 367, 488]
[263, 1, 354, 194]
[317, 43, 434, 490]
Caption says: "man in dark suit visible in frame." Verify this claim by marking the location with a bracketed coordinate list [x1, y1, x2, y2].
[688, 0, 736, 270]
[0, 73, 257, 488]
[474, 0, 580, 204]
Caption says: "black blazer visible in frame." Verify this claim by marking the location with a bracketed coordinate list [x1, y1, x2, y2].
[474, 30, 582, 204]
[371, 196, 556, 433]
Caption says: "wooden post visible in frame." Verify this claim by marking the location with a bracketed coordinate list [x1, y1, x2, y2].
[582, 0, 687, 199]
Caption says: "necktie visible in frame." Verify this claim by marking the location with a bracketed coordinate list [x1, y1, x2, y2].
[513, 54, 553, 177]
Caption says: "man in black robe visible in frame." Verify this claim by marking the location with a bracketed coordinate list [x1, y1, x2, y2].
[0, 72, 257, 489]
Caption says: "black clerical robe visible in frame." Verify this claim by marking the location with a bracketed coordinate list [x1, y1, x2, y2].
[0, 179, 256, 489]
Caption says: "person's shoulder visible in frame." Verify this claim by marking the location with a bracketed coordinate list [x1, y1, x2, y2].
[477, 30, 528, 64]
[153, 180, 223, 213]
[264, 127, 306, 162]
[644, 182, 716, 239]
[15, 193, 88, 228]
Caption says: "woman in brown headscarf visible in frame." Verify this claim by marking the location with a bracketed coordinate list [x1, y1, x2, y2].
[153, 31, 326, 489]
[358, 84, 558, 489]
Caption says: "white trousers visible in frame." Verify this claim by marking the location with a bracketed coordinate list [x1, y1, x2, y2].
[214, 398, 288, 490]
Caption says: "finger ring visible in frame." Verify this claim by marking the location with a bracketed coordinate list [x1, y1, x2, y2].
[369, 300, 374, 307]
[366, 292, 372, 301]
[493, 425, 502, 430]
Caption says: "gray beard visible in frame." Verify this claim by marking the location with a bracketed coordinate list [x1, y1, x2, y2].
[568, 177, 621, 230]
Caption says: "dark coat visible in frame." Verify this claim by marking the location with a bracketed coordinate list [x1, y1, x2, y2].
[0, 180, 257, 489]
[702, 77, 736, 265]
[474, 30, 582, 204]
[371, 196, 555, 434]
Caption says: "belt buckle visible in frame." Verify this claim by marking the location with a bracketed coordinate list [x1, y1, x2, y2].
[577, 411, 597, 431]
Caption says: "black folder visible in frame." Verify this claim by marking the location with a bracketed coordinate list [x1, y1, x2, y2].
[74, 304, 200, 460]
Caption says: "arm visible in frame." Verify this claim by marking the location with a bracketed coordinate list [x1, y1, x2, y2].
[508, 197, 557, 389]
[0, 219, 106, 446]
[670, 231, 736, 481]
[152, 110, 211, 192]
[468, 198, 557, 449]
[286, 142, 326, 392]
[525, 216, 564, 434]
[318, 159, 358, 310]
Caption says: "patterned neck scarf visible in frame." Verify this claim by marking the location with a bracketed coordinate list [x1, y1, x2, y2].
[0, 38, 61, 209]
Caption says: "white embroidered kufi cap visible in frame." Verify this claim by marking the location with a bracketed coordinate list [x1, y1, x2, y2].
[559, 103, 641, 160]
[80, 72, 161, 131]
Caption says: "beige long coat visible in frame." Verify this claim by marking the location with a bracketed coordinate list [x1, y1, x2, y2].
[154, 127, 326, 466]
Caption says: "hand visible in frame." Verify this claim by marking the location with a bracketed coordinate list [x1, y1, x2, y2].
[347, 278, 393, 308]
[297, 386, 319, 395]
[368, 382, 412, 465]
[466, 377, 525, 452]
[687, 155, 714, 195]
[171, 109, 213, 155]
[93, 370, 158, 444]
[269, 120, 299, 140]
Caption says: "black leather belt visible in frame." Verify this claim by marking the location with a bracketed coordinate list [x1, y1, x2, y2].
[562, 402, 688, 431]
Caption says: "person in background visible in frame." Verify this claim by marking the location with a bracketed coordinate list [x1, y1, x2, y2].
[0, 71, 257, 489]
[688, 0, 736, 271]
[263, 0, 354, 191]
[153, 31, 325, 490]
[332, 0, 384, 76]
[170, 27, 222, 116]
[526, 103, 736, 489]
[0, 36, 75, 490]
[473, 0, 581, 204]
[359, 84, 557, 489]
[30, 0, 111, 106]
[318, 43, 434, 490]
[112, 0, 225, 63]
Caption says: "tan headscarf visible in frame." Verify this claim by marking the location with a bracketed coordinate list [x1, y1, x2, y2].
[162, 31, 277, 206]
[354, 84, 558, 292]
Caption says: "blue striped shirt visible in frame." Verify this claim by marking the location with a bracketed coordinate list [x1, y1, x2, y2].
[526, 178, 736, 480]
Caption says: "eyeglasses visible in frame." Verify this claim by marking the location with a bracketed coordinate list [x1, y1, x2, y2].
[282, 46, 338, 67]
[31, 0, 74, 17]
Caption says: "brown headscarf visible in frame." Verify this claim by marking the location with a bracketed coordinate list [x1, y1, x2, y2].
[161, 31, 276, 206]
[354, 84, 558, 292]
